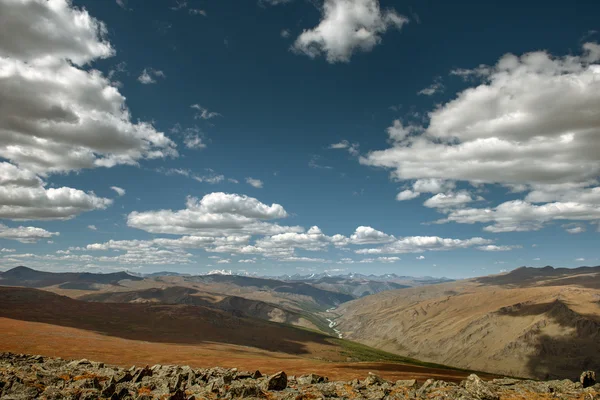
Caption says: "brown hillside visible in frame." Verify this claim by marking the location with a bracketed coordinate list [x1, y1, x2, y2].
[335, 272, 600, 380]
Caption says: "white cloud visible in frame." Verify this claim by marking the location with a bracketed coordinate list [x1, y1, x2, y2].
[217, 259, 231, 264]
[396, 190, 420, 201]
[0, 162, 112, 220]
[110, 186, 126, 196]
[423, 191, 476, 209]
[437, 200, 600, 232]
[1, 248, 16, 252]
[194, 174, 224, 184]
[416, 255, 425, 260]
[563, 223, 586, 234]
[190, 104, 221, 120]
[362, 44, 600, 187]
[127, 192, 300, 236]
[349, 226, 394, 244]
[417, 78, 444, 96]
[138, 68, 165, 84]
[412, 179, 456, 194]
[246, 177, 264, 188]
[0, 0, 177, 176]
[238, 259, 256, 263]
[281, 29, 291, 38]
[183, 134, 207, 150]
[189, 9, 206, 16]
[87, 225, 97, 231]
[0, 0, 114, 65]
[292, 0, 408, 63]
[356, 236, 492, 254]
[576, 257, 586, 262]
[361, 43, 600, 231]
[329, 140, 360, 156]
[477, 245, 521, 252]
[0, 224, 59, 243]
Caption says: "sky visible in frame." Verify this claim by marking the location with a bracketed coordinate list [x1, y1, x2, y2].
[0, 0, 599, 278]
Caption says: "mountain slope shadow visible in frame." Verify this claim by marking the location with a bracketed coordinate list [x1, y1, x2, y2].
[498, 300, 600, 379]
[0, 287, 337, 356]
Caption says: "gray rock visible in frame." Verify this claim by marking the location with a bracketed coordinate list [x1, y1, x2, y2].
[297, 373, 328, 385]
[462, 374, 499, 400]
[364, 372, 386, 386]
[395, 379, 417, 388]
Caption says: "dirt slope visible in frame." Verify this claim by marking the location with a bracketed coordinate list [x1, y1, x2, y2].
[336, 269, 600, 380]
[79, 286, 323, 332]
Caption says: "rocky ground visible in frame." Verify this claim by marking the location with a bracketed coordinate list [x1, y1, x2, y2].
[0, 353, 599, 399]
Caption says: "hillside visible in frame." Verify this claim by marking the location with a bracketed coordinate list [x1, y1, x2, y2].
[80, 286, 327, 332]
[335, 266, 600, 380]
[0, 266, 142, 290]
[0, 286, 492, 383]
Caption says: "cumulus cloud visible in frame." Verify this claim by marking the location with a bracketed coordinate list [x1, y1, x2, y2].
[363, 43, 600, 187]
[361, 43, 600, 231]
[110, 186, 126, 196]
[0, 224, 59, 243]
[292, 0, 408, 63]
[396, 190, 420, 201]
[436, 200, 600, 232]
[137, 68, 165, 84]
[246, 177, 264, 188]
[0, 0, 177, 176]
[356, 236, 492, 254]
[423, 191, 476, 209]
[0, 162, 111, 220]
[127, 192, 300, 236]
[87, 225, 97, 231]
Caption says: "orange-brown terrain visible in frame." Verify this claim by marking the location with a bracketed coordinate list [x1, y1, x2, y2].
[0, 284, 493, 382]
[335, 266, 600, 380]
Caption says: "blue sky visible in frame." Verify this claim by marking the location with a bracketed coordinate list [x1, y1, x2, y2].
[0, 0, 599, 278]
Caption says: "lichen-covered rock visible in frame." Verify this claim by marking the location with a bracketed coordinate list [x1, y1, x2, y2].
[463, 373, 499, 400]
[0, 352, 598, 399]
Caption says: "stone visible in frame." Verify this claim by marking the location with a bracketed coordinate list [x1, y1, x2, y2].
[267, 371, 287, 391]
[364, 372, 386, 386]
[463, 374, 499, 400]
[297, 373, 328, 385]
[395, 379, 417, 388]
[580, 371, 596, 388]
[252, 370, 262, 379]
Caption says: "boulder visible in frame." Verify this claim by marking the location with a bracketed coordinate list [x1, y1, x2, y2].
[580, 371, 596, 388]
[462, 374, 499, 400]
[267, 371, 287, 391]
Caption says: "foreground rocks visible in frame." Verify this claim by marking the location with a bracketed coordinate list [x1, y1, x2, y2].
[0, 353, 599, 399]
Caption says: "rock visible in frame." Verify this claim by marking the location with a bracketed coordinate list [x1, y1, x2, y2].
[463, 374, 499, 400]
[252, 370, 262, 379]
[229, 381, 264, 398]
[267, 371, 287, 391]
[133, 366, 153, 383]
[297, 373, 328, 385]
[491, 378, 520, 386]
[580, 371, 596, 388]
[395, 379, 417, 388]
[364, 372, 386, 386]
